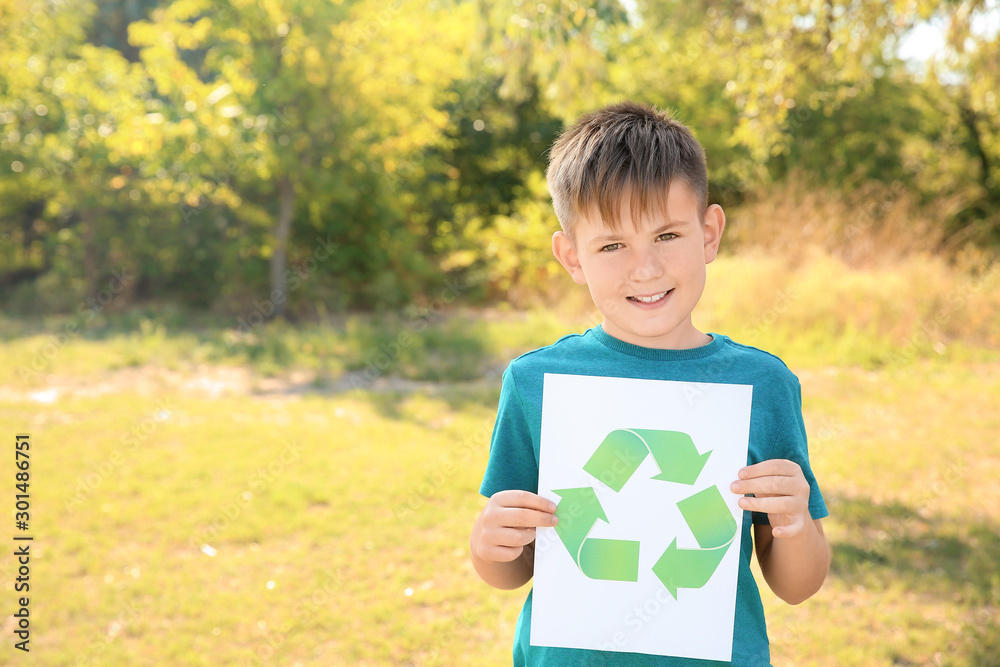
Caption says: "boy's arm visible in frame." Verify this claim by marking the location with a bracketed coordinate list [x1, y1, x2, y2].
[731, 459, 831, 605]
[470, 490, 558, 590]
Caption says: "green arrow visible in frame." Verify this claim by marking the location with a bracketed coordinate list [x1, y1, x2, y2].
[651, 485, 737, 599]
[583, 429, 710, 491]
[552, 487, 608, 565]
[652, 537, 731, 600]
[632, 429, 711, 486]
[580, 538, 640, 581]
[552, 487, 640, 582]
[582, 430, 648, 492]
[677, 485, 738, 548]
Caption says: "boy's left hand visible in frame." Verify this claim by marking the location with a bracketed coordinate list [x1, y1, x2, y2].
[730, 459, 811, 539]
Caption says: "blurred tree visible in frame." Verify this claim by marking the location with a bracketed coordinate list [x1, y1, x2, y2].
[390, 71, 564, 298]
[474, 0, 631, 121]
[773, 72, 930, 188]
[935, 0, 1000, 244]
[0, 0, 154, 307]
[130, 0, 472, 314]
[87, 0, 162, 62]
[604, 0, 754, 203]
[1, 0, 997, 316]
[691, 0, 925, 160]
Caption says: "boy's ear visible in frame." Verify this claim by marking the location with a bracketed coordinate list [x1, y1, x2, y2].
[552, 231, 588, 285]
[702, 204, 726, 264]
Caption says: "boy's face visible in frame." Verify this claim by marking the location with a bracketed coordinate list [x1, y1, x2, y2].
[552, 182, 725, 350]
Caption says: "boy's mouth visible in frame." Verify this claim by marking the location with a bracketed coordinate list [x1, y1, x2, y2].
[627, 289, 672, 304]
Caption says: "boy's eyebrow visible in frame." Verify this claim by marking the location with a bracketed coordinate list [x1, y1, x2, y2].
[651, 220, 693, 233]
[589, 232, 623, 243]
[589, 220, 692, 244]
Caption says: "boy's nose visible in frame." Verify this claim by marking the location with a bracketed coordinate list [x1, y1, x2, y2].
[629, 246, 665, 282]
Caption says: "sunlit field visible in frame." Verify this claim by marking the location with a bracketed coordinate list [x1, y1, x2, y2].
[4, 0, 1000, 663]
[1, 250, 998, 665]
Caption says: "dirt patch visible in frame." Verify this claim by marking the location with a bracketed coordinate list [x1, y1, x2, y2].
[1, 365, 265, 404]
[0, 363, 502, 404]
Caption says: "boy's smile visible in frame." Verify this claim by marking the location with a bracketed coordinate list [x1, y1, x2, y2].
[552, 182, 726, 350]
[628, 289, 671, 304]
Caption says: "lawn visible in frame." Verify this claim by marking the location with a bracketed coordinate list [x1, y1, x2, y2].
[1, 252, 999, 665]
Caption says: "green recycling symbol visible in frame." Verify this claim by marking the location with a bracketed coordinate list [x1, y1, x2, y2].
[552, 429, 737, 599]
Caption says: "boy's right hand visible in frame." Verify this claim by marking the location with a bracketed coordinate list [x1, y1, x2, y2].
[471, 490, 559, 564]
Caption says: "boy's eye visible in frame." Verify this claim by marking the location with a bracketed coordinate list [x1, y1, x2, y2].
[657, 232, 678, 241]
[600, 243, 622, 252]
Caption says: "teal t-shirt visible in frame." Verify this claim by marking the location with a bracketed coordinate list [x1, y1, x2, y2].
[479, 327, 828, 666]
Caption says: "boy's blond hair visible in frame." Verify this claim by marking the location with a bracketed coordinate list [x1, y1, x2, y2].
[545, 100, 709, 239]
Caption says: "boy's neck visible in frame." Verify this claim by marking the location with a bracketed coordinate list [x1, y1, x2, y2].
[600, 320, 712, 351]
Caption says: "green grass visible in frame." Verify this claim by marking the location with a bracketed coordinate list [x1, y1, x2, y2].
[0, 306, 579, 388]
[4, 354, 998, 665]
[6, 387, 507, 665]
[2, 252, 999, 665]
[766, 361, 1000, 666]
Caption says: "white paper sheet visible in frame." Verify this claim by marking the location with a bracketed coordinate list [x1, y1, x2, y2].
[531, 373, 753, 662]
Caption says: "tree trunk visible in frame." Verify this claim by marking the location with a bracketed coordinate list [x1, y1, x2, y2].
[82, 208, 99, 301]
[269, 175, 295, 320]
[958, 99, 992, 192]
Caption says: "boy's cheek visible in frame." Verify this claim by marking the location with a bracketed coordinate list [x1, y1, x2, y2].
[590, 294, 620, 317]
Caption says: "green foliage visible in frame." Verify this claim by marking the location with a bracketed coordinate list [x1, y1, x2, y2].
[450, 171, 565, 303]
[3, 299, 1000, 663]
[0, 0, 154, 297]
[1, 0, 999, 314]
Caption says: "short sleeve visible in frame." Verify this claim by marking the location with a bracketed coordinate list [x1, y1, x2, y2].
[479, 365, 539, 498]
[752, 379, 828, 525]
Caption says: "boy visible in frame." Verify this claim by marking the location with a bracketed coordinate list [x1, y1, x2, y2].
[469, 100, 830, 666]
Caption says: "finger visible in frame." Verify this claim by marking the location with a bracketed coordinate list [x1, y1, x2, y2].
[492, 489, 558, 514]
[737, 494, 805, 516]
[738, 459, 802, 480]
[480, 543, 526, 563]
[485, 525, 538, 548]
[731, 475, 809, 498]
[770, 523, 805, 539]
[499, 507, 559, 529]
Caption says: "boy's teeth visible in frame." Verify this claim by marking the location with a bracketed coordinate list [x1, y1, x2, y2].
[631, 290, 669, 303]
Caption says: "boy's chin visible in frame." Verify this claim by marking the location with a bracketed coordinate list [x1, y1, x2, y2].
[602, 319, 703, 347]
